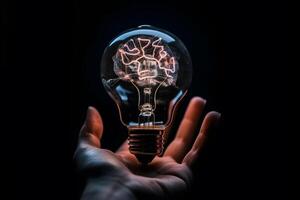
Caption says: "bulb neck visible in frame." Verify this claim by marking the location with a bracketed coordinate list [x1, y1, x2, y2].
[128, 128, 165, 164]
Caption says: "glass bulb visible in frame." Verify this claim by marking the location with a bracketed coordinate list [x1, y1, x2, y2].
[101, 25, 192, 164]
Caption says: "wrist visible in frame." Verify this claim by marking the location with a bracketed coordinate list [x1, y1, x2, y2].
[82, 177, 136, 200]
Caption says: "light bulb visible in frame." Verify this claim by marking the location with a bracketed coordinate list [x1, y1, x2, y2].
[101, 25, 192, 164]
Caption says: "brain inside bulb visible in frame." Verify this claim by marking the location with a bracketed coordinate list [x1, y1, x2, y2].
[113, 36, 178, 87]
[101, 25, 192, 129]
[101, 25, 192, 163]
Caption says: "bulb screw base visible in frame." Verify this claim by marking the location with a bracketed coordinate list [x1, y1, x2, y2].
[128, 129, 164, 164]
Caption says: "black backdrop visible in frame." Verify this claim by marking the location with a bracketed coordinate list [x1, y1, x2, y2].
[3, 0, 289, 199]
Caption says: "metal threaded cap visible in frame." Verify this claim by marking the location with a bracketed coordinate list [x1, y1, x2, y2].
[128, 129, 164, 164]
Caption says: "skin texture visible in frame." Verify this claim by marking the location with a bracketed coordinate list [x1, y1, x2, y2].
[74, 97, 221, 200]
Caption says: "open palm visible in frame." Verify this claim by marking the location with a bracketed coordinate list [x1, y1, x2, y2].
[74, 97, 220, 200]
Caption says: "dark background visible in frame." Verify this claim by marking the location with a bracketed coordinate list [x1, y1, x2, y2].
[2, 0, 288, 199]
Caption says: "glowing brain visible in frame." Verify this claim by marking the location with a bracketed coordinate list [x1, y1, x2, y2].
[113, 37, 178, 86]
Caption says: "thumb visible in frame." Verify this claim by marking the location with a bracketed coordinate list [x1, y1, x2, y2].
[79, 106, 104, 148]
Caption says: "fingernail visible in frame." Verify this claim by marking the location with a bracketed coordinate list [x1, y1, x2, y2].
[215, 112, 221, 127]
[86, 106, 95, 118]
[85, 107, 95, 127]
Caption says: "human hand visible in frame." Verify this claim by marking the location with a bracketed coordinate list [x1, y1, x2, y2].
[74, 97, 220, 200]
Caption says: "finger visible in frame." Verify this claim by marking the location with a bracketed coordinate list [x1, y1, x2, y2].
[164, 97, 206, 162]
[79, 106, 103, 148]
[183, 111, 221, 166]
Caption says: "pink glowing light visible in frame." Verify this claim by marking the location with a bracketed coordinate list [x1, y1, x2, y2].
[115, 37, 177, 82]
